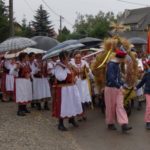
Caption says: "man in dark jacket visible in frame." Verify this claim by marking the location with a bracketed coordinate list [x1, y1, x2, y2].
[105, 49, 132, 132]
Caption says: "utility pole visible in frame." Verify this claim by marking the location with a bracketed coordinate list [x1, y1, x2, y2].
[59, 15, 63, 35]
[9, 0, 14, 37]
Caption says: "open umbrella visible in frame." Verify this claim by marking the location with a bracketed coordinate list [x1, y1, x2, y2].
[129, 37, 147, 44]
[0, 37, 36, 53]
[4, 47, 46, 59]
[46, 40, 82, 54]
[43, 42, 84, 60]
[79, 37, 102, 48]
[21, 47, 46, 54]
[31, 36, 59, 51]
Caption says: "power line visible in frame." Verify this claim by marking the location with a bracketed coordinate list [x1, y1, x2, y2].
[23, 0, 57, 26]
[41, 0, 60, 17]
[24, 0, 35, 13]
[63, 18, 74, 27]
[117, 0, 150, 7]
[41, 0, 73, 26]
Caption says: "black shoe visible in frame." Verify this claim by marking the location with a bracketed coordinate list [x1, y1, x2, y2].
[31, 103, 35, 108]
[108, 124, 117, 130]
[23, 105, 31, 113]
[69, 118, 79, 127]
[146, 122, 150, 130]
[122, 124, 132, 132]
[36, 103, 42, 110]
[9, 97, 13, 102]
[78, 116, 87, 122]
[82, 116, 87, 121]
[58, 124, 68, 131]
[24, 109, 31, 113]
[137, 102, 142, 111]
[44, 102, 50, 110]
[17, 111, 26, 116]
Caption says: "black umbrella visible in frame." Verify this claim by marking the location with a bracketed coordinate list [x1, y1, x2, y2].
[129, 37, 147, 44]
[46, 40, 82, 54]
[79, 37, 102, 48]
[43, 40, 84, 60]
[31, 36, 59, 51]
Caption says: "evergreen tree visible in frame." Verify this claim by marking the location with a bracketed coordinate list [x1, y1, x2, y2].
[57, 26, 70, 42]
[26, 22, 34, 37]
[16, 16, 27, 37]
[22, 16, 27, 29]
[32, 5, 55, 37]
[14, 16, 31, 37]
[0, 0, 9, 42]
[21, 16, 34, 37]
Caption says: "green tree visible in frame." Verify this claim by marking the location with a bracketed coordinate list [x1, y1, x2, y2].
[25, 22, 34, 37]
[14, 16, 34, 38]
[57, 26, 71, 42]
[72, 11, 116, 39]
[0, 0, 9, 42]
[32, 5, 55, 37]
[20, 17, 33, 37]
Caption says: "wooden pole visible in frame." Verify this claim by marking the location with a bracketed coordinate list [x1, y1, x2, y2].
[9, 0, 14, 37]
[59, 15, 63, 35]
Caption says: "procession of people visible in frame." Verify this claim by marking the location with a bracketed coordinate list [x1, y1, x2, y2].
[0, 36, 150, 133]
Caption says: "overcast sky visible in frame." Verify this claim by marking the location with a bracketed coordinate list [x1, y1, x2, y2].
[5, 0, 150, 32]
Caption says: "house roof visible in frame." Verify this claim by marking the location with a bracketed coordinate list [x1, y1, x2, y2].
[119, 7, 150, 30]
[109, 31, 147, 41]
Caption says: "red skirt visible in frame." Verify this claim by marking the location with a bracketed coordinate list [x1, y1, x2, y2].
[52, 86, 61, 118]
[1, 73, 6, 93]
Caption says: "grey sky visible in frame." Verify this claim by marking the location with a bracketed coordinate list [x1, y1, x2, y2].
[5, 0, 150, 32]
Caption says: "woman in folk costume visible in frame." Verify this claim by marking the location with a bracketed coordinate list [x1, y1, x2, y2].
[105, 48, 132, 132]
[15, 53, 32, 116]
[70, 51, 92, 120]
[5, 57, 19, 101]
[32, 54, 51, 110]
[47, 56, 58, 86]
[136, 66, 145, 110]
[47, 56, 58, 77]
[134, 52, 145, 110]
[28, 52, 38, 109]
[47, 56, 58, 100]
[1, 57, 12, 102]
[53, 51, 83, 131]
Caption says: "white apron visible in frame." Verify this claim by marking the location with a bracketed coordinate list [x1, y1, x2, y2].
[6, 74, 14, 91]
[15, 78, 32, 103]
[33, 77, 51, 100]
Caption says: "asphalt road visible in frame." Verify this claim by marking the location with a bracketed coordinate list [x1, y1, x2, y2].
[0, 101, 150, 150]
[71, 104, 150, 150]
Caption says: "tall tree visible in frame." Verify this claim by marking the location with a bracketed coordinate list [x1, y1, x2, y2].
[26, 22, 34, 37]
[0, 0, 9, 42]
[32, 5, 55, 37]
[57, 26, 70, 42]
[14, 15, 34, 38]
[72, 11, 116, 39]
